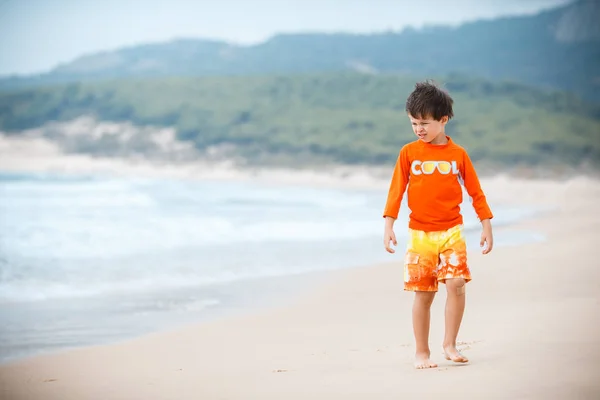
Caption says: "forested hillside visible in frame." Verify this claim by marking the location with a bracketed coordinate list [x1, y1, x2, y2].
[1, 74, 598, 168]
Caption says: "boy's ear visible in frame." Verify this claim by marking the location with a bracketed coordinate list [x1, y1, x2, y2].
[440, 116, 449, 124]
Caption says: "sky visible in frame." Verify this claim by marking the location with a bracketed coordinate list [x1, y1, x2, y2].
[0, 0, 572, 76]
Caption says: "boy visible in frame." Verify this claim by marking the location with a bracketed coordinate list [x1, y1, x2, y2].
[382, 80, 493, 369]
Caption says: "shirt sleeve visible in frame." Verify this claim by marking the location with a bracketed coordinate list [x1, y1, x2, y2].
[383, 147, 410, 219]
[461, 150, 493, 221]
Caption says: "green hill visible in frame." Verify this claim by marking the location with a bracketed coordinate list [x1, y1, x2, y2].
[1, 73, 599, 169]
[1, 0, 599, 101]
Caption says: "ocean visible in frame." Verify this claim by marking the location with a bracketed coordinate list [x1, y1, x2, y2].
[0, 172, 544, 362]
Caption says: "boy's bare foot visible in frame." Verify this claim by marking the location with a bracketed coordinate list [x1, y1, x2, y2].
[414, 352, 438, 369]
[443, 345, 469, 363]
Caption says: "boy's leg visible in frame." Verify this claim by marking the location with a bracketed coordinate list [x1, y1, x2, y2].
[404, 229, 438, 369]
[443, 278, 468, 362]
[438, 225, 470, 363]
[413, 291, 437, 369]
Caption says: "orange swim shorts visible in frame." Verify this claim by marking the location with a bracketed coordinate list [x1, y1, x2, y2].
[403, 224, 471, 292]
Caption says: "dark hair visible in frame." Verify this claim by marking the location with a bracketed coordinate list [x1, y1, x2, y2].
[405, 80, 454, 121]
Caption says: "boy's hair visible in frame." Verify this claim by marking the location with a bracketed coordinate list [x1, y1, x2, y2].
[405, 80, 454, 121]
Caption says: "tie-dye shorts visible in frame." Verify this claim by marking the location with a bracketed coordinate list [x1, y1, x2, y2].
[403, 224, 471, 292]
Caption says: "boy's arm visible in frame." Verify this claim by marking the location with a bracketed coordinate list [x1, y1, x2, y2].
[461, 150, 493, 222]
[383, 147, 410, 220]
[461, 150, 494, 254]
[383, 148, 409, 253]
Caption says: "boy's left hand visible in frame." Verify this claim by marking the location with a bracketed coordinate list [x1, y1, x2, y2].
[480, 219, 493, 254]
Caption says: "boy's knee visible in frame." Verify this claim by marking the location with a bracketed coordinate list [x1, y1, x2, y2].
[446, 278, 466, 296]
[414, 291, 436, 306]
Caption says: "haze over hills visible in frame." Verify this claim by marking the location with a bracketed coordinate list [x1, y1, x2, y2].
[1, 0, 599, 101]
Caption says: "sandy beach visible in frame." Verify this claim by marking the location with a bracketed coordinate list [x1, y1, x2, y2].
[1, 161, 599, 399]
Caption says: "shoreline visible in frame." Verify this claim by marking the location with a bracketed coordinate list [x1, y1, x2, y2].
[0, 264, 343, 365]
[0, 219, 546, 366]
[1, 153, 599, 398]
[2, 190, 598, 398]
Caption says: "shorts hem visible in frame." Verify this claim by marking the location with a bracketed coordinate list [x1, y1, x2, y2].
[403, 286, 438, 292]
[404, 276, 472, 292]
[438, 276, 472, 283]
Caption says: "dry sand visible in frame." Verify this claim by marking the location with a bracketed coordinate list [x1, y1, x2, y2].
[0, 147, 599, 399]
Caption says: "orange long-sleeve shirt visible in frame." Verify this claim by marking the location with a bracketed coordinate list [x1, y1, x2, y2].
[383, 136, 493, 232]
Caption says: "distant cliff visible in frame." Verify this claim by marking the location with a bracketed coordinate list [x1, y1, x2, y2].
[554, 0, 600, 43]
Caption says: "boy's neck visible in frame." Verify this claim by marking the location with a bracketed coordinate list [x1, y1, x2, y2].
[429, 132, 448, 145]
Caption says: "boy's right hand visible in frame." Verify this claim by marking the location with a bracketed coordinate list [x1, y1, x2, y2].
[384, 228, 397, 253]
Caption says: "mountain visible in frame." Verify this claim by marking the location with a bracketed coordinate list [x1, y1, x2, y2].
[1, 0, 599, 101]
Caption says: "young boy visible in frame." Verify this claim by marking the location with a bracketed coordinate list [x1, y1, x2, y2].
[382, 80, 494, 369]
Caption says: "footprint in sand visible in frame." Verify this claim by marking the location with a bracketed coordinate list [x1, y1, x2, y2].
[442, 340, 483, 363]
[456, 340, 483, 346]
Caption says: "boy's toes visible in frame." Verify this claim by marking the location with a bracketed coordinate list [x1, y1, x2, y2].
[414, 354, 438, 369]
[443, 346, 469, 363]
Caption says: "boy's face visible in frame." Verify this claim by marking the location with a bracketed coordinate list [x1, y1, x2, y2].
[408, 114, 448, 143]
